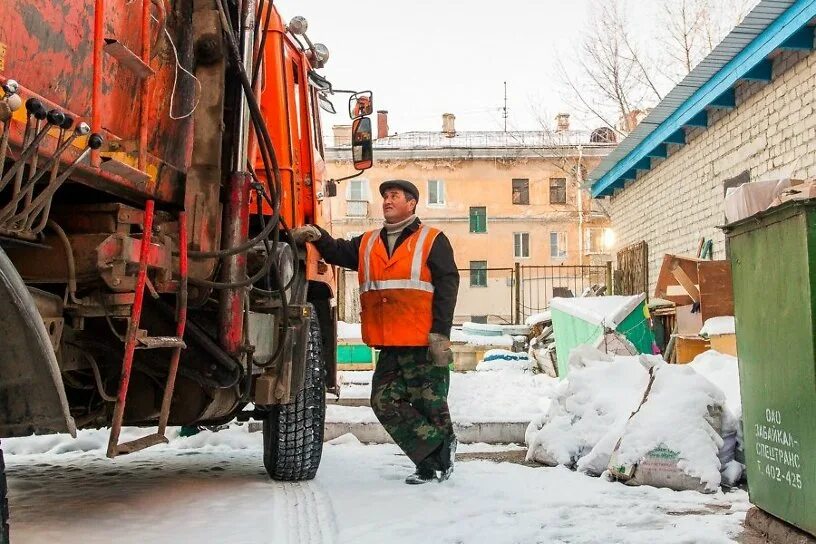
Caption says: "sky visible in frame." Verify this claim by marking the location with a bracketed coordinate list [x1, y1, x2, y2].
[274, 0, 640, 134]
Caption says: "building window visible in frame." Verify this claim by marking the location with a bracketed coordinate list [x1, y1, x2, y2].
[512, 178, 530, 205]
[549, 178, 567, 204]
[428, 179, 445, 205]
[347, 178, 368, 201]
[470, 261, 488, 287]
[550, 232, 567, 259]
[586, 228, 604, 254]
[469, 207, 487, 233]
[514, 232, 530, 259]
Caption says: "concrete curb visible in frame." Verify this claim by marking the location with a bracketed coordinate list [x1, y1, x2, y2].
[323, 421, 528, 444]
[327, 397, 370, 407]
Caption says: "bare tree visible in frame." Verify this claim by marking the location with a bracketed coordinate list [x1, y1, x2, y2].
[660, 0, 757, 80]
[556, 0, 665, 135]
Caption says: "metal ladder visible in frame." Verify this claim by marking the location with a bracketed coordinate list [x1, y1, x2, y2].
[106, 200, 189, 458]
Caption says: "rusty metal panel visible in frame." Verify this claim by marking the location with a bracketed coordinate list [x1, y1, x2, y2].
[0, 0, 194, 204]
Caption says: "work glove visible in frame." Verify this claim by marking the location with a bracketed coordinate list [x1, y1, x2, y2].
[428, 333, 454, 367]
[290, 225, 322, 245]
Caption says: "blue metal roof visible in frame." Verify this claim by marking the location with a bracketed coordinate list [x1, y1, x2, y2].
[589, 0, 816, 198]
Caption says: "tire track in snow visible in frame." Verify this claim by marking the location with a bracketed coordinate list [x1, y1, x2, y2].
[278, 482, 338, 544]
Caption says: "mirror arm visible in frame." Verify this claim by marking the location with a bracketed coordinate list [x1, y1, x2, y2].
[330, 170, 365, 184]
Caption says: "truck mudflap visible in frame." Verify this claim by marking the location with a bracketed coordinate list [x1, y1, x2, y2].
[0, 246, 75, 438]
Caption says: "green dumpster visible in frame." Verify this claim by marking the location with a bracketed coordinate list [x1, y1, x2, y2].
[550, 294, 655, 378]
[725, 199, 816, 537]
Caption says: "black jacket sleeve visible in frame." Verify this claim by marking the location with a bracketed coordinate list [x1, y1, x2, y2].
[312, 226, 362, 271]
[427, 233, 459, 337]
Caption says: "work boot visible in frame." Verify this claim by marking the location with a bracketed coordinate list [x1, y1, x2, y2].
[437, 435, 458, 482]
[405, 462, 437, 485]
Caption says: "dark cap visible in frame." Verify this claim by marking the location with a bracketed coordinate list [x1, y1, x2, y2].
[379, 179, 419, 201]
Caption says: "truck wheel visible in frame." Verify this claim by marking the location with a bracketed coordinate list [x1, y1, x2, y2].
[263, 307, 326, 481]
[1, 441, 8, 544]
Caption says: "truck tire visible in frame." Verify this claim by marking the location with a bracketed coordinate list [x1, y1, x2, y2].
[263, 308, 326, 481]
[1, 441, 8, 544]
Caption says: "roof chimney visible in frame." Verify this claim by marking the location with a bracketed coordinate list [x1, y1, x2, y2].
[332, 124, 352, 147]
[377, 110, 389, 139]
[442, 113, 456, 138]
[555, 113, 570, 132]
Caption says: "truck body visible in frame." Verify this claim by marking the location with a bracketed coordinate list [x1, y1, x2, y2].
[0, 2, 373, 537]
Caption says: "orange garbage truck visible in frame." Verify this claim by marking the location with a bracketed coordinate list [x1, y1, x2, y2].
[0, 0, 373, 538]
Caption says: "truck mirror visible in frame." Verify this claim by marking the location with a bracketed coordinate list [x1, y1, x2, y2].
[349, 91, 373, 119]
[351, 117, 373, 171]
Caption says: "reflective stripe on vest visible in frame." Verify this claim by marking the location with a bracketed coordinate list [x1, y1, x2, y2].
[359, 226, 436, 294]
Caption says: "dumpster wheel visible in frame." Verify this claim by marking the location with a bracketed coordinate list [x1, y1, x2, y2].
[262, 305, 326, 481]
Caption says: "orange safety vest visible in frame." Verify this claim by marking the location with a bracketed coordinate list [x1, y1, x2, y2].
[358, 225, 441, 347]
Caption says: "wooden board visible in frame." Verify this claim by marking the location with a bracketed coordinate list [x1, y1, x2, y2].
[710, 334, 738, 356]
[654, 255, 702, 305]
[698, 261, 735, 322]
[675, 336, 710, 364]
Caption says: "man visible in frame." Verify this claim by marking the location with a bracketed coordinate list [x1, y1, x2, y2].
[292, 180, 460, 484]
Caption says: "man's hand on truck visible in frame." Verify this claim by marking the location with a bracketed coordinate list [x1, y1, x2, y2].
[291, 225, 322, 245]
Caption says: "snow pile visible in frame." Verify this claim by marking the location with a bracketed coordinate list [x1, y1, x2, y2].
[475, 349, 533, 372]
[525, 311, 551, 326]
[689, 350, 741, 418]
[526, 346, 742, 492]
[700, 316, 736, 337]
[609, 362, 737, 492]
[525, 347, 651, 467]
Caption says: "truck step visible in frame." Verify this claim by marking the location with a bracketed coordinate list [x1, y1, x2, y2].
[116, 433, 169, 456]
[136, 335, 186, 350]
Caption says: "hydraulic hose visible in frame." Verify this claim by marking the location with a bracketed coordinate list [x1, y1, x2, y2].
[215, 0, 292, 367]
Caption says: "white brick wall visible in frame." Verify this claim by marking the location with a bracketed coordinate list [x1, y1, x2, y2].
[609, 49, 816, 293]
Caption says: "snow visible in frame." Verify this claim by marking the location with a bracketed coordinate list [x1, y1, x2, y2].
[526, 348, 651, 469]
[476, 349, 532, 372]
[525, 310, 551, 326]
[332, 366, 555, 425]
[700, 316, 736, 337]
[689, 350, 742, 419]
[461, 321, 505, 336]
[550, 294, 646, 328]
[4, 429, 750, 543]
[450, 327, 514, 347]
[611, 362, 731, 492]
[526, 347, 742, 492]
[337, 321, 362, 340]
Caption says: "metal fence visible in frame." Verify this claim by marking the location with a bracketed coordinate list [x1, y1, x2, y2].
[518, 264, 611, 322]
[338, 264, 612, 326]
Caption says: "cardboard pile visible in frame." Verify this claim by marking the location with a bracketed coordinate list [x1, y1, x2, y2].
[654, 255, 736, 363]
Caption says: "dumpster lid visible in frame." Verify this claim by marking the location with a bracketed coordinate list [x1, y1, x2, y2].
[550, 294, 646, 329]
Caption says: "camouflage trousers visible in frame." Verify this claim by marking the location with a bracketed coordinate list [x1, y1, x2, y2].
[370, 347, 454, 466]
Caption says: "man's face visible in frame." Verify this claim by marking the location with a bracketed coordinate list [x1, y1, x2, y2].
[382, 188, 415, 223]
